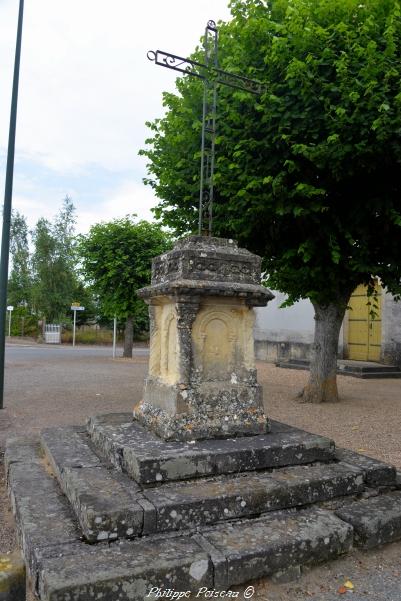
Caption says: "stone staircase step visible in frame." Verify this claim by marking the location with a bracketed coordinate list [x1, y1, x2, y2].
[41, 428, 146, 542]
[144, 462, 364, 532]
[40, 426, 102, 473]
[335, 491, 401, 549]
[41, 425, 363, 538]
[39, 537, 212, 601]
[7, 436, 356, 600]
[6, 439, 82, 585]
[37, 508, 352, 600]
[335, 448, 396, 486]
[276, 360, 401, 379]
[197, 507, 353, 588]
[87, 413, 335, 484]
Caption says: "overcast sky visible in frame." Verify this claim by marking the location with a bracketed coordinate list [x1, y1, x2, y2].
[0, 0, 232, 235]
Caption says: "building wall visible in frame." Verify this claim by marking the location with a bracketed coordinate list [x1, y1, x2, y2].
[255, 288, 401, 366]
[254, 292, 315, 362]
[381, 291, 401, 366]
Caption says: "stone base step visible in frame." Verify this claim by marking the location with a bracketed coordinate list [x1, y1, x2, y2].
[40, 424, 366, 541]
[86, 413, 335, 484]
[276, 359, 401, 378]
[5, 421, 401, 601]
[38, 508, 353, 600]
[5, 438, 354, 600]
[335, 491, 401, 549]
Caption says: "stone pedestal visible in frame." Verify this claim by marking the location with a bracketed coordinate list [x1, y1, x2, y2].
[134, 236, 274, 441]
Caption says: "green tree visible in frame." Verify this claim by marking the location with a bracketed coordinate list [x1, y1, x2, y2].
[141, 0, 401, 402]
[8, 210, 32, 308]
[31, 196, 79, 321]
[78, 217, 171, 357]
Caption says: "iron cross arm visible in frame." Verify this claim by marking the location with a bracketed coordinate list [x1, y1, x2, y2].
[147, 19, 265, 236]
[147, 49, 264, 95]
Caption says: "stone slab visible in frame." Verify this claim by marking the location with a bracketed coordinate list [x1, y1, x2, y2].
[39, 537, 212, 601]
[87, 414, 335, 484]
[4, 436, 43, 479]
[0, 552, 25, 601]
[335, 491, 401, 549]
[199, 507, 353, 587]
[41, 427, 103, 475]
[61, 466, 144, 542]
[335, 448, 397, 486]
[6, 439, 82, 581]
[144, 462, 364, 532]
[41, 424, 145, 541]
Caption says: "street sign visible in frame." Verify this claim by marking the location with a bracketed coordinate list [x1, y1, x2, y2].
[7, 305, 14, 311]
[71, 305, 85, 347]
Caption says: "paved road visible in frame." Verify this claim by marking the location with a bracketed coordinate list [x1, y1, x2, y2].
[5, 342, 149, 362]
[1, 343, 150, 449]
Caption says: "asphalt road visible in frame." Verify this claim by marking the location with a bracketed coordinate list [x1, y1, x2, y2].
[1, 343, 150, 448]
[5, 342, 149, 362]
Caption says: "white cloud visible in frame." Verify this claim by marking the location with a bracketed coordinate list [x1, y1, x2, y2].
[76, 181, 157, 234]
[10, 178, 158, 237]
[0, 0, 232, 174]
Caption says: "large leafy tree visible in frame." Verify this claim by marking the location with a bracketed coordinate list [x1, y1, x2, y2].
[78, 217, 170, 357]
[141, 0, 401, 403]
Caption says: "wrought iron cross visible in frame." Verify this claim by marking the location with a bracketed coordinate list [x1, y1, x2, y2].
[147, 20, 264, 235]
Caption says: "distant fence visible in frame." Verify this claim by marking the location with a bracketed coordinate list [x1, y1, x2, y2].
[44, 324, 61, 344]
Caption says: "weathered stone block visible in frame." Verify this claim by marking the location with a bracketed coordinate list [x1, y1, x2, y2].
[143, 462, 364, 532]
[267, 462, 365, 508]
[39, 537, 212, 601]
[4, 437, 43, 481]
[41, 424, 146, 541]
[0, 552, 25, 601]
[199, 507, 353, 587]
[6, 440, 82, 580]
[41, 427, 102, 476]
[336, 448, 396, 486]
[61, 466, 144, 542]
[335, 491, 401, 549]
[87, 414, 335, 484]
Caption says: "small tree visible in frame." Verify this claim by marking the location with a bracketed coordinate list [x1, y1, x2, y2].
[31, 196, 79, 321]
[78, 217, 170, 357]
[8, 210, 32, 308]
[141, 0, 401, 402]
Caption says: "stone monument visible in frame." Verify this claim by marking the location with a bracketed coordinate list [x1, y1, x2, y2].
[5, 239, 401, 601]
[134, 235, 274, 441]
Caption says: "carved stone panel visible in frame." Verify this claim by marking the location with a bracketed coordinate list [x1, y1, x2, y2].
[192, 299, 256, 382]
[148, 303, 179, 385]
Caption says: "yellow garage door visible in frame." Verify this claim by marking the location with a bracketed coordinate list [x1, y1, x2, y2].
[348, 284, 382, 361]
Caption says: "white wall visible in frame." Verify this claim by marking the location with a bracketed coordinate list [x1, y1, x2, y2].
[254, 291, 315, 344]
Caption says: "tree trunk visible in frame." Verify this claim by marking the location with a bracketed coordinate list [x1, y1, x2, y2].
[299, 300, 349, 403]
[123, 315, 134, 358]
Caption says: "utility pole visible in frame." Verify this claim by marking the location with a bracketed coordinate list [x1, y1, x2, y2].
[0, 0, 25, 409]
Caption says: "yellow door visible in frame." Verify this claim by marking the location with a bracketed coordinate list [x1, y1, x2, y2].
[348, 284, 382, 361]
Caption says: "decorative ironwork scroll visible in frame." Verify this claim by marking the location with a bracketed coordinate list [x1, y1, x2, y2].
[148, 19, 264, 235]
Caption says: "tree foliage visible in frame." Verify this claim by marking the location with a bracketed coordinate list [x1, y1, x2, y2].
[8, 210, 32, 307]
[141, 0, 401, 306]
[78, 217, 171, 356]
[31, 196, 80, 321]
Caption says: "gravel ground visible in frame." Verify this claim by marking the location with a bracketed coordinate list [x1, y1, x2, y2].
[1, 343, 401, 600]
